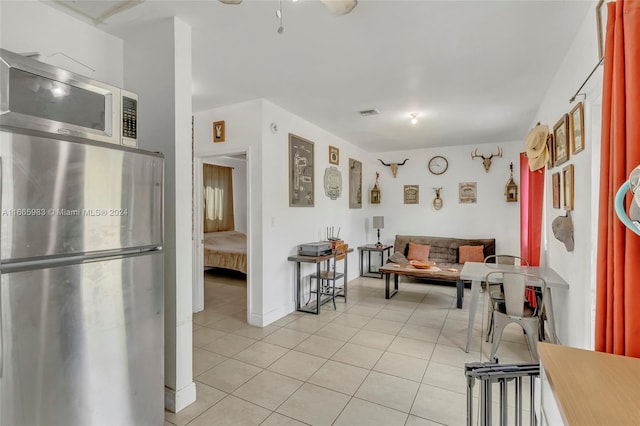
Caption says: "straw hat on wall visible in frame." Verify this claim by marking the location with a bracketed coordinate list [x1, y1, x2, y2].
[526, 124, 550, 171]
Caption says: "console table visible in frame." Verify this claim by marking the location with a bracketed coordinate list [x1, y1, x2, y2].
[288, 248, 353, 315]
[358, 244, 393, 278]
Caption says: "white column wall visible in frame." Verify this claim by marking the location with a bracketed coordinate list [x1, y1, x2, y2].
[532, 1, 601, 350]
[123, 17, 195, 412]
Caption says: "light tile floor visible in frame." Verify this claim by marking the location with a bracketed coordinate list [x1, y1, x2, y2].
[165, 270, 535, 426]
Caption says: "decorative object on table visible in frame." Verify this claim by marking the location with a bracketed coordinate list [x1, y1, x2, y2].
[459, 182, 477, 203]
[329, 145, 339, 165]
[289, 133, 314, 207]
[403, 185, 419, 204]
[428, 155, 448, 175]
[553, 114, 570, 166]
[409, 260, 436, 269]
[323, 166, 342, 200]
[370, 172, 381, 204]
[471, 147, 502, 172]
[563, 164, 574, 211]
[552, 172, 561, 209]
[213, 120, 225, 142]
[596, 0, 607, 61]
[525, 123, 550, 172]
[433, 187, 443, 210]
[372, 216, 384, 246]
[552, 212, 574, 252]
[349, 158, 362, 208]
[570, 102, 585, 154]
[546, 133, 555, 169]
[614, 164, 640, 236]
[504, 162, 518, 202]
[377, 158, 408, 178]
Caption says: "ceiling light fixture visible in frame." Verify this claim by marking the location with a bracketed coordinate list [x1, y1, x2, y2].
[276, 0, 284, 34]
[409, 112, 419, 125]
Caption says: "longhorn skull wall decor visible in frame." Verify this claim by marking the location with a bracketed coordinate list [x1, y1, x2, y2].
[471, 147, 502, 172]
[378, 158, 409, 178]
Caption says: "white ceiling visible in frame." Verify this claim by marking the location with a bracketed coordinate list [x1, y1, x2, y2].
[51, 0, 593, 152]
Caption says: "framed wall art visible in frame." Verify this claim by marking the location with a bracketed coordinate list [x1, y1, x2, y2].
[546, 133, 555, 169]
[323, 166, 342, 200]
[553, 114, 570, 166]
[213, 120, 225, 142]
[563, 164, 574, 211]
[404, 185, 419, 204]
[459, 182, 477, 204]
[329, 145, 339, 165]
[552, 172, 561, 209]
[349, 158, 362, 209]
[289, 133, 315, 207]
[570, 102, 585, 154]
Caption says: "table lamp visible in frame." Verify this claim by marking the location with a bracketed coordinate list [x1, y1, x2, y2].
[372, 216, 384, 246]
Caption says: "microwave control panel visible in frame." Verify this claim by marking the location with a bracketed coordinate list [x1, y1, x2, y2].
[121, 91, 138, 148]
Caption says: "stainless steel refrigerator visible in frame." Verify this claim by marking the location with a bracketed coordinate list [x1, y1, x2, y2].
[0, 49, 164, 425]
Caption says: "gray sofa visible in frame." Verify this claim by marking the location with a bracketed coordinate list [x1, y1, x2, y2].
[393, 235, 496, 265]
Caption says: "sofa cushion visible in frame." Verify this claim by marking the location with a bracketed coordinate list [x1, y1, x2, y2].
[458, 245, 485, 263]
[407, 242, 431, 262]
[388, 251, 410, 265]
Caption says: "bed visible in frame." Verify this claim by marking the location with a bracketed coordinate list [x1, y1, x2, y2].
[204, 231, 247, 274]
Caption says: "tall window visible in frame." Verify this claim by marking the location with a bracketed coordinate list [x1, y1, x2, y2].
[203, 164, 235, 232]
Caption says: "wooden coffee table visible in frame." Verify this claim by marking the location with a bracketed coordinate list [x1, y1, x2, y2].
[378, 263, 464, 308]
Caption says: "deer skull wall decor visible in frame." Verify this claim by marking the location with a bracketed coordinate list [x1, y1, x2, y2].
[471, 147, 502, 172]
[378, 158, 409, 178]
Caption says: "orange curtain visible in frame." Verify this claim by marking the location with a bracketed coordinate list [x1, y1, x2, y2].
[596, 0, 640, 356]
[520, 152, 544, 267]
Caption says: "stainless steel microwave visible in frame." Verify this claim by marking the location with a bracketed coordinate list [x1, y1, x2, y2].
[0, 48, 138, 147]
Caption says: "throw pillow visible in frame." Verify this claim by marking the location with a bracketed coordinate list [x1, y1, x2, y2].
[388, 251, 410, 265]
[407, 242, 431, 262]
[458, 245, 484, 263]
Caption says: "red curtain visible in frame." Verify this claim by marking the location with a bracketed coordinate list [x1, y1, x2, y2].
[596, 0, 640, 357]
[520, 152, 545, 266]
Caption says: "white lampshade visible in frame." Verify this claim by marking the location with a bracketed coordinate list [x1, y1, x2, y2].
[373, 216, 384, 229]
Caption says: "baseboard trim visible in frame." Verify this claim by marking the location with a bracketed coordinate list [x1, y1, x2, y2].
[165, 381, 197, 413]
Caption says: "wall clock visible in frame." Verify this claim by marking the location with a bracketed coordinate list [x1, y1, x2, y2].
[428, 155, 448, 175]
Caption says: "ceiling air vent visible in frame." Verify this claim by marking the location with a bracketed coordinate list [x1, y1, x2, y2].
[359, 109, 379, 117]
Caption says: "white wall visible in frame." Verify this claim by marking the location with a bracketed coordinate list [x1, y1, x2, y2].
[370, 143, 522, 255]
[202, 156, 248, 234]
[123, 17, 195, 411]
[0, 1, 123, 86]
[533, 1, 601, 350]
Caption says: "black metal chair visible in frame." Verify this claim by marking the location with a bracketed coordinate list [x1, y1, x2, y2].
[309, 243, 348, 309]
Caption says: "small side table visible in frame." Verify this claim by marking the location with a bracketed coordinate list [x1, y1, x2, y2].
[358, 244, 393, 279]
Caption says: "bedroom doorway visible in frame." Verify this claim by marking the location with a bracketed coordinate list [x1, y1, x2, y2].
[193, 151, 249, 327]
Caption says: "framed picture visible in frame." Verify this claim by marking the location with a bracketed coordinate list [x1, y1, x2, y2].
[553, 114, 570, 166]
[570, 102, 585, 154]
[213, 120, 225, 142]
[459, 182, 477, 204]
[404, 185, 419, 204]
[596, 0, 607, 61]
[329, 145, 339, 165]
[563, 164, 574, 211]
[349, 158, 362, 209]
[289, 133, 314, 207]
[552, 172, 561, 209]
[546, 133, 555, 169]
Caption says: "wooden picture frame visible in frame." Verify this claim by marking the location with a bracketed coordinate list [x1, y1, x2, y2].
[552, 172, 561, 209]
[553, 114, 570, 166]
[563, 164, 574, 211]
[570, 102, 585, 154]
[349, 158, 362, 209]
[459, 182, 477, 204]
[213, 120, 225, 142]
[329, 145, 339, 165]
[404, 185, 419, 204]
[289, 133, 314, 207]
[596, 0, 607, 61]
[546, 133, 555, 169]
